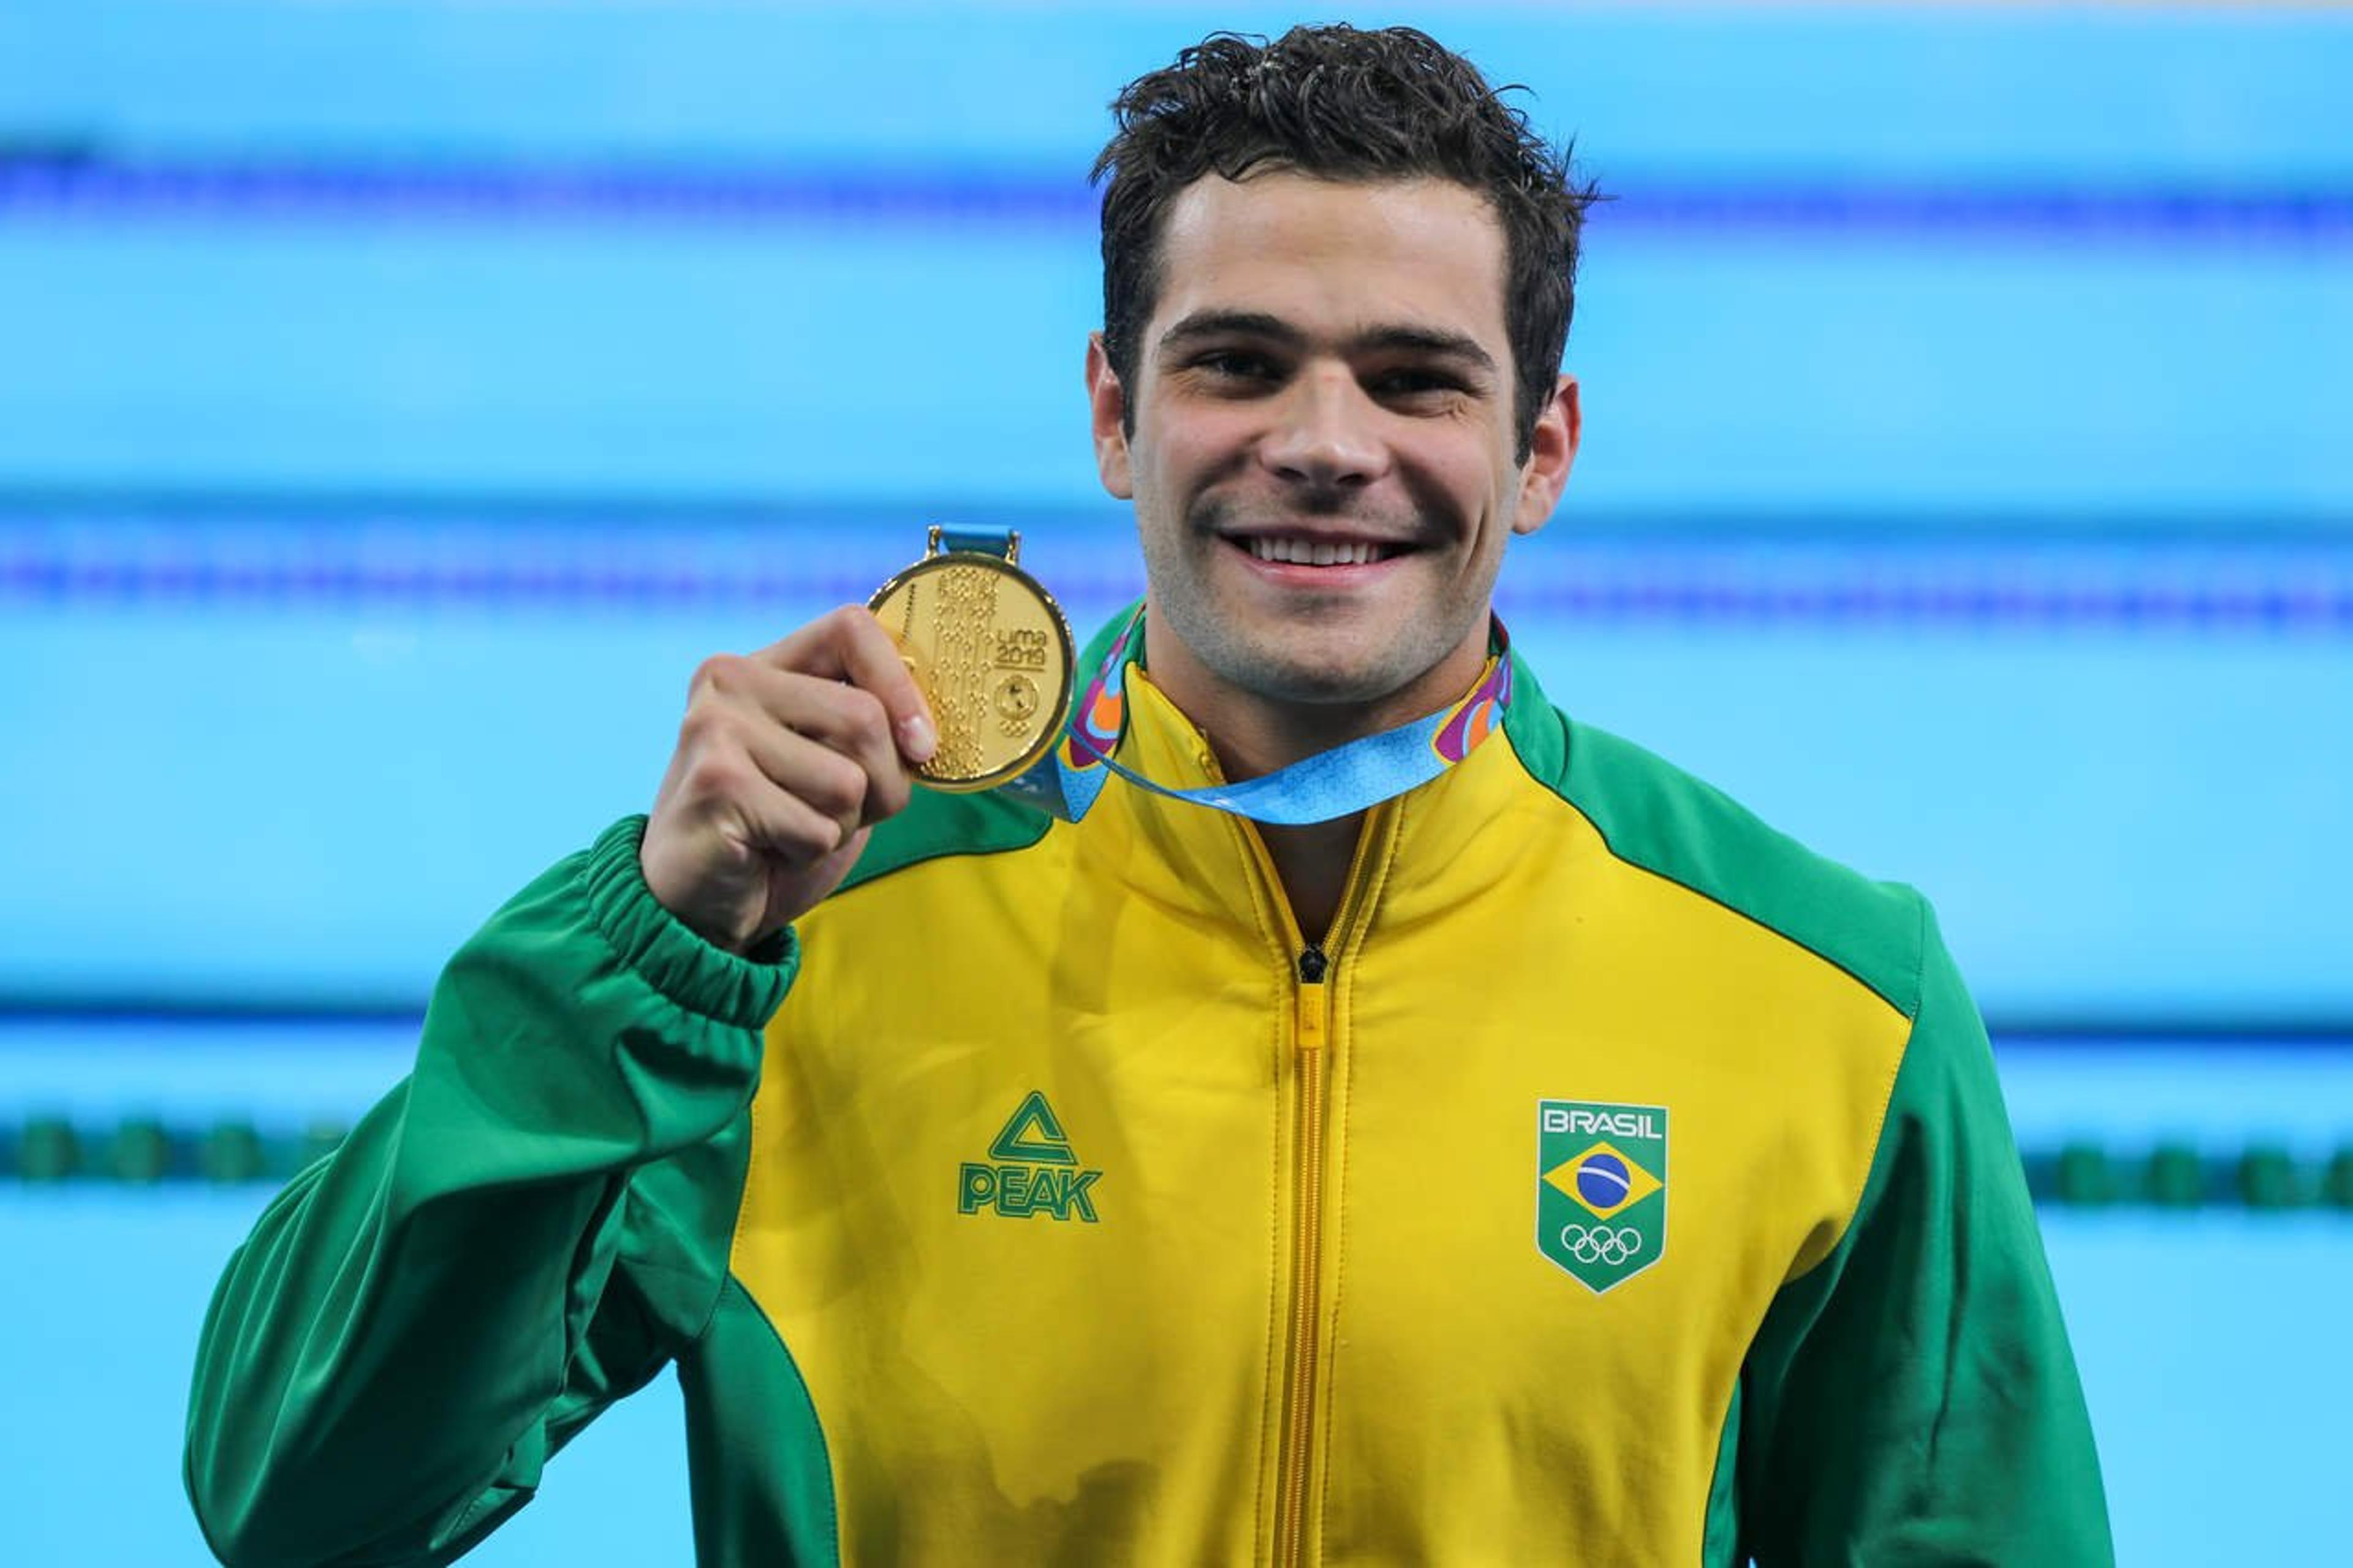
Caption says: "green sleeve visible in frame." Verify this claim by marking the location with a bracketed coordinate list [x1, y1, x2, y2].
[184, 816, 790, 1567]
[1734, 900, 2113, 1566]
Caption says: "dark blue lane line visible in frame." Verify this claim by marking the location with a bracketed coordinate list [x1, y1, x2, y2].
[0, 1001, 427, 1032]
[7, 490, 2349, 545]
[1993, 1023, 2353, 1051]
[1609, 184, 2353, 243]
[0, 157, 1102, 227]
[4, 156, 2351, 243]
[6, 503, 2350, 630]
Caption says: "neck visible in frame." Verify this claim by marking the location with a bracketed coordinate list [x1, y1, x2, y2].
[1257, 814, 1363, 949]
[1143, 627, 1490, 781]
[1139, 617, 1491, 948]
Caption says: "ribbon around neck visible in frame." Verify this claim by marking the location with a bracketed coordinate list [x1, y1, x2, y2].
[994, 605, 1515, 827]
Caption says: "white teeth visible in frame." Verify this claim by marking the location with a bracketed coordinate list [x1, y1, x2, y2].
[1245, 537, 1387, 566]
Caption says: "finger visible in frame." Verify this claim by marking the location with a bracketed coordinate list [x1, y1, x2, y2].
[689, 656, 912, 825]
[676, 744, 855, 868]
[729, 674, 914, 828]
[757, 606, 938, 765]
[682, 654, 908, 828]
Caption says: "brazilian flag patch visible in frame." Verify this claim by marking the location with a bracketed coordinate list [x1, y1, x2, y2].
[1537, 1100, 1667, 1293]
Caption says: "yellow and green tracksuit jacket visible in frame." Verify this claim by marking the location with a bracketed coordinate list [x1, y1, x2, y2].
[186, 636, 2111, 1566]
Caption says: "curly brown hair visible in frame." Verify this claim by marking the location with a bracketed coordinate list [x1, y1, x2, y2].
[1093, 25, 1599, 463]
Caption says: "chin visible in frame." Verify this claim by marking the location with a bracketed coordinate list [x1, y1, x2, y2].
[1221, 643, 1422, 708]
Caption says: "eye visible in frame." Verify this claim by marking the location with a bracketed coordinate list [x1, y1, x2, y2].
[1191, 348, 1283, 384]
[1369, 366, 1469, 400]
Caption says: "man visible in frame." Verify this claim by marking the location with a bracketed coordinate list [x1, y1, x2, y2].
[187, 25, 2110, 1566]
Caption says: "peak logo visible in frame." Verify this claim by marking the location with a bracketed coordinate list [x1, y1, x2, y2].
[958, 1091, 1103, 1224]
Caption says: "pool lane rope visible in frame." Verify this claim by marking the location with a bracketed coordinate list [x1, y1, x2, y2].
[4, 1116, 2353, 1211]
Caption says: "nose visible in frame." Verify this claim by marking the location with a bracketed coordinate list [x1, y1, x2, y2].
[1258, 365, 1387, 492]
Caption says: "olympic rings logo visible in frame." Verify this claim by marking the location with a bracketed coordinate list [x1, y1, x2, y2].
[1559, 1224, 1643, 1266]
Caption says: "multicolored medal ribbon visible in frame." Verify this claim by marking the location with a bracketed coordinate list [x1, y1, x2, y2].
[873, 528, 1514, 827]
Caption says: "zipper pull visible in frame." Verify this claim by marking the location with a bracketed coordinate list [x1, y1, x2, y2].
[1294, 945, 1329, 1055]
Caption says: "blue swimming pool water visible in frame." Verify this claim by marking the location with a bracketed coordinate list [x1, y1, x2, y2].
[2, 2, 2346, 1559]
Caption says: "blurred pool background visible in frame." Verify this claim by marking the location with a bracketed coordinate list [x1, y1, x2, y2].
[1, 2, 2347, 1562]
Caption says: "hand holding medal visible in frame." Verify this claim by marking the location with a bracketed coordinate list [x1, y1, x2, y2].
[642, 523, 1515, 953]
[638, 601, 941, 954]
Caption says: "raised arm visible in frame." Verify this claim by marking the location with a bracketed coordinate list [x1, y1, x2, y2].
[184, 819, 787, 1565]
[186, 608, 934, 1566]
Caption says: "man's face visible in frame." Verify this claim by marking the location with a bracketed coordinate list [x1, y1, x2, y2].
[1088, 172, 1577, 719]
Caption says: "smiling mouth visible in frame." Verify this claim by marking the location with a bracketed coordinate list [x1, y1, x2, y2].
[1234, 536, 1403, 567]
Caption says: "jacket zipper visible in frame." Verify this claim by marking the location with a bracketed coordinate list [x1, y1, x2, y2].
[1245, 803, 1390, 1567]
[1277, 941, 1332, 1568]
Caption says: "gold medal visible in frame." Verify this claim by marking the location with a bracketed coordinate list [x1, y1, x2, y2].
[868, 527, 1075, 792]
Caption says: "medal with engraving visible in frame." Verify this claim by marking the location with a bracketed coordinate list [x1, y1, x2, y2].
[868, 527, 1076, 792]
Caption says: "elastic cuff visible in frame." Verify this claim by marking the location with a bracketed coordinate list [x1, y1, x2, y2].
[578, 816, 799, 1026]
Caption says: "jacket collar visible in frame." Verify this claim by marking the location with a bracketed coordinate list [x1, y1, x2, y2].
[1072, 637, 1567, 958]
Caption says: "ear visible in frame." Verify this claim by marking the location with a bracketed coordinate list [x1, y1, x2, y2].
[1512, 374, 1580, 536]
[1086, 333, 1134, 501]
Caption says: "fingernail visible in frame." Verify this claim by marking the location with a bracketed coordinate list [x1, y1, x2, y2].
[900, 714, 937, 762]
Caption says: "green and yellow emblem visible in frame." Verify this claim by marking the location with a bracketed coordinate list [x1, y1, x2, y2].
[1537, 1100, 1667, 1293]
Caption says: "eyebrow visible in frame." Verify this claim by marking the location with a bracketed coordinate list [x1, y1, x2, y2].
[1157, 310, 1498, 374]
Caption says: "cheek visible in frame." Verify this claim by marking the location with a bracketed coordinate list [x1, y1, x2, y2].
[1422, 453, 1518, 540]
[1165, 436, 1229, 491]
[1148, 399, 1261, 475]
[1393, 421, 1512, 501]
